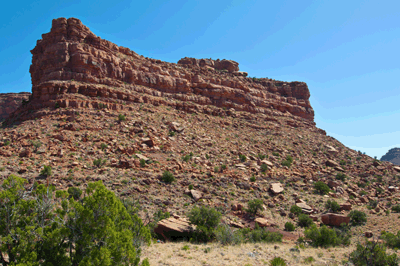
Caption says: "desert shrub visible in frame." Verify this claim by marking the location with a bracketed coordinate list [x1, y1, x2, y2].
[188, 206, 221, 242]
[304, 256, 315, 264]
[161, 171, 175, 183]
[290, 205, 303, 216]
[140, 159, 146, 167]
[221, 164, 227, 171]
[0, 175, 150, 266]
[258, 153, 266, 160]
[298, 214, 314, 228]
[281, 155, 293, 167]
[381, 231, 400, 249]
[376, 187, 384, 195]
[349, 241, 398, 266]
[238, 224, 282, 243]
[40, 165, 52, 177]
[250, 176, 256, 182]
[391, 204, 400, 213]
[348, 210, 367, 226]
[285, 222, 295, 231]
[215, 224, 243, 245]
[100, 143, 107, 150]
[182, 154, 192, 162]
[367, 200, 378, 209]
[325, 200, 341, 213]
[304, 224, 350, 248]
[247, 199, 264, 215]
[118, 114, 126, 121]
[335, 172, 347, 181]
[314, 181, 330, 195]
[359, 190, 368, 196]
[93, 158, 106, 168]
[188, 184, 194, 190]
[31, 140, 42, 152]
[239, 154, 247, 162]
[260, 163, 269, 173]
[269, 256, 287, 266]
[67, 187, 82, 200]
[168, 131, 176, 137]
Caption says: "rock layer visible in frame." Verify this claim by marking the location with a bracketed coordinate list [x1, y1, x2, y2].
[381, 148, 400, 166]
[0, 92, 31, 121]
[10, 17, 314, 123]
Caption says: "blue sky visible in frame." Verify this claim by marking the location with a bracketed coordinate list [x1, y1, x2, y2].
[1, 0, 399, 159]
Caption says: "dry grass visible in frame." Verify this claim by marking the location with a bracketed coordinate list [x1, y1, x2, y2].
[141, 241, 354, 266]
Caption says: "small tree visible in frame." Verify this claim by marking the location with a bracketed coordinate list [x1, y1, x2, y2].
[188, 206, 221, 242]
[290, 205, 303, 216]
[304, 224, 350, 248]
[40, 165, 52, 177]
[247, 199, 264, 216]
[285, 222, 295, 232]
[298, 214, 314, 228]
[162, 171, 175, 183]
[349, 241, 398, 266]
[67, 186, 82, 200]
[348, 210, 367, 226]
[325, 200, 341, 213]
[314, 181, 330, 195]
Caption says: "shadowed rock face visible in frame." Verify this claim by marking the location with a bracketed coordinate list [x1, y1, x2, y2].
[11, 17, 314, 122]
[0, 92, 31, 121]
[381, 148, 400, 165]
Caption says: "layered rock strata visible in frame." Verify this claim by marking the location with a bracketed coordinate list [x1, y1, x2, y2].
[0, 92, 31, 121]
[381, 148, 400, 165]
[11, 17, 314, 123]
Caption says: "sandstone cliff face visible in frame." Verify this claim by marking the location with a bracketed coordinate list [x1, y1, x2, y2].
[381, 148, 400, 165]
[11, 17, 314, 123]
[0, 92, 31, 121]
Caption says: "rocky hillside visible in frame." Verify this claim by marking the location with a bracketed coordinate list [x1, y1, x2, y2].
[0, 92, 31, 121]
[381, 148, 400, 165]
[2, 17, 400, 265]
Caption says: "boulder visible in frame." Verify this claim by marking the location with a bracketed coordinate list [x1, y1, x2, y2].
[255, 218, 270, 227]
[270, 182, 284, 194]
[321, 213, 350, 226]
[154, 217, 196, 240]
[365, 231, 373, 238]
[190, 189, 202, 201]
[296, 202, 313, 214]
[326, 160, 340, 167]
[340, 202, 352, 211]
[260, 160, 274, 168]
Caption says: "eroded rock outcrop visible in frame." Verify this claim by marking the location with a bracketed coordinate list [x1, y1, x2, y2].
[0, 92, 31, 121]
[10, 17, 315, 123]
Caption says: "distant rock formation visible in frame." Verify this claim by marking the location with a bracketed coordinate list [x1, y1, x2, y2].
[381, 148, 400, 165]
[9, 17, 315, 123]
[0, 92, 31, 121]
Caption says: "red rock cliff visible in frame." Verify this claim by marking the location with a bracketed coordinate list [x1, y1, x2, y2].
[13, 17, 314, 122]
[0, 92, 31, 121]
